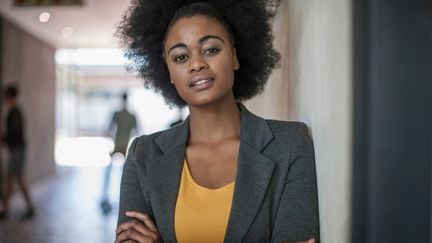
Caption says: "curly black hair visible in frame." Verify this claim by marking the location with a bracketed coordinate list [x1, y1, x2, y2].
[117, 0, 280, 107]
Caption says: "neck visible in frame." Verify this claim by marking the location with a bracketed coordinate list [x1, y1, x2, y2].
[188, 98, 241, 145]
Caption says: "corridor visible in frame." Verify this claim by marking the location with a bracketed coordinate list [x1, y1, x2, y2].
[0, 165, 122, 243]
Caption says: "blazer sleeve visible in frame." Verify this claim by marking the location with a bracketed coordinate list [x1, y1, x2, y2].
[117, 137, 152, 225]
[270, 123, 320, 242]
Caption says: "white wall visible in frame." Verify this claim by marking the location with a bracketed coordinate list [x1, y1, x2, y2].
[1, 18, 56, 182]
[245, 1, 353, 242]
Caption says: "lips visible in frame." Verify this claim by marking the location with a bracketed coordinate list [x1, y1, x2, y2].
[190, 78, 213, 87]
[189, 76, 215, 90]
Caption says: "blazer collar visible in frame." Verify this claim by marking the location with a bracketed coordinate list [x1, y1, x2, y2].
[237, 103, 274, 151]
[154, 116, 190, 154]
[150, 103, 275, 242]
[154, 103, 274, 153]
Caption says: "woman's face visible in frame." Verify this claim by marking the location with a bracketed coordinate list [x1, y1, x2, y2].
[164, 15, 239, 107]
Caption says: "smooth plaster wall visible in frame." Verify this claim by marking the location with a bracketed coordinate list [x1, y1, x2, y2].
[245, 1, 353, 242]
[1, 17, 56, 182]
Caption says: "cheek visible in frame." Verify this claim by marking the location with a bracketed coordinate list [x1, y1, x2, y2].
[167, 66, 188, 97]
[219, 60, 236, 83]
[167, 64, 184, 83]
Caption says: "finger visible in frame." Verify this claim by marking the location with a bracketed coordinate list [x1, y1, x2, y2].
[116, 219, 149, 234]
[116, 220, 139, 234]
[125, 211, 159, 233]
[116, 220, 158, 240]
[115, 227, 152, 243]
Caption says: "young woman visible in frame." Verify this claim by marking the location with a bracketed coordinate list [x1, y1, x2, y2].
[115, 1, 319, 242]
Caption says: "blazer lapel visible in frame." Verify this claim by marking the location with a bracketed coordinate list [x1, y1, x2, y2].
[144, 104, 275, 243]
[224, 104, 276, 243]
[146, 119, 190, 242]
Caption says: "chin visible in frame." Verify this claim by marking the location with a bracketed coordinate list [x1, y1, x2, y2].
[180, 87, 235, 108]
[186, 98, 214, 107]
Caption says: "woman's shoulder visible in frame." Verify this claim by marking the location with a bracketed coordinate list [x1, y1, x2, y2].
[264, 119, 310, 138]
[265, 119, 307, 129]
[240, 105, 311, 148]
[262, 119, 312, 155]
[132, 123, 186, 153]
[134, 130, 165, 143]
[133, 128, 169, 149]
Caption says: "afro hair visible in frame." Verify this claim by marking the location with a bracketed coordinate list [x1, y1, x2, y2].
[117, 0, 280, 107]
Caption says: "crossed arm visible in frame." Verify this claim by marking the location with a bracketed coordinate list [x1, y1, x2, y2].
[115, 211, 315, 243]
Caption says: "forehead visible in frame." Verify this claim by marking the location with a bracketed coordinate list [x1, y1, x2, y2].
[164, 15, 232, 46]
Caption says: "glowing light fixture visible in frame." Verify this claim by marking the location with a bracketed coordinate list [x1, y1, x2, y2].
[39, 12, 50, 23]
[62, 27, 74, 38]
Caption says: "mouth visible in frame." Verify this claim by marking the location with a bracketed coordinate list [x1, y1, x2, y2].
[189, 78, 214, 88]
[189, 75, 214, 91]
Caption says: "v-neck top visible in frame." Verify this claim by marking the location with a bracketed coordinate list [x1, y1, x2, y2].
[174, 160, 235, 243]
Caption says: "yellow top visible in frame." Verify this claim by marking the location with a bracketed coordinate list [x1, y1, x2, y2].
[174, 160, 235, 243]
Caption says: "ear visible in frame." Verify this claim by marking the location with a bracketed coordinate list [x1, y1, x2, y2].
[232, 48, 240, 70]
[169, 74, 174, 84]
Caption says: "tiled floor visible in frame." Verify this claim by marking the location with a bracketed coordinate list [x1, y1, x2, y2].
[0, 165, 123, 243]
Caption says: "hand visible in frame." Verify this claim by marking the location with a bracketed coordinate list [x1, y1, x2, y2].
[115, 211, 162, 243]
[285, 238, 315, 243]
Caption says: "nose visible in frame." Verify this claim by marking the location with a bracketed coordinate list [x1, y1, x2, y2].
[189, 56, 209, 73]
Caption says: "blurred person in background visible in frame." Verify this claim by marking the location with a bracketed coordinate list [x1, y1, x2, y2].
[100, 92, 137, 214]
[0, 85, 34, 219]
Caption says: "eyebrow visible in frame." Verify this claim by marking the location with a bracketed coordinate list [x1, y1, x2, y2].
[167, 35, 225, 55]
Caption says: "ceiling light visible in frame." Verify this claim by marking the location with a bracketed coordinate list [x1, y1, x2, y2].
[62, 27, 74, 38]
[39, 12, 50, 23]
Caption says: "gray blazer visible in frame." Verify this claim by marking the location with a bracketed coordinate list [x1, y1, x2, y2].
[118, 104, 319, 242]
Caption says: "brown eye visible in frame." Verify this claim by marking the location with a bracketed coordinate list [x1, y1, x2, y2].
[174, 54, 188, 63]
[204, 47, 220, 56]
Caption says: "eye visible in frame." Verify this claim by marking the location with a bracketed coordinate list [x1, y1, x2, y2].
[204, 47, 220, 56]
[173, 54, 188, 63]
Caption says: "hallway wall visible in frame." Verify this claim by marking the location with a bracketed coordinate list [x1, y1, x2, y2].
[1, 17, 56, 182]
[245, 0, 353, 242]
